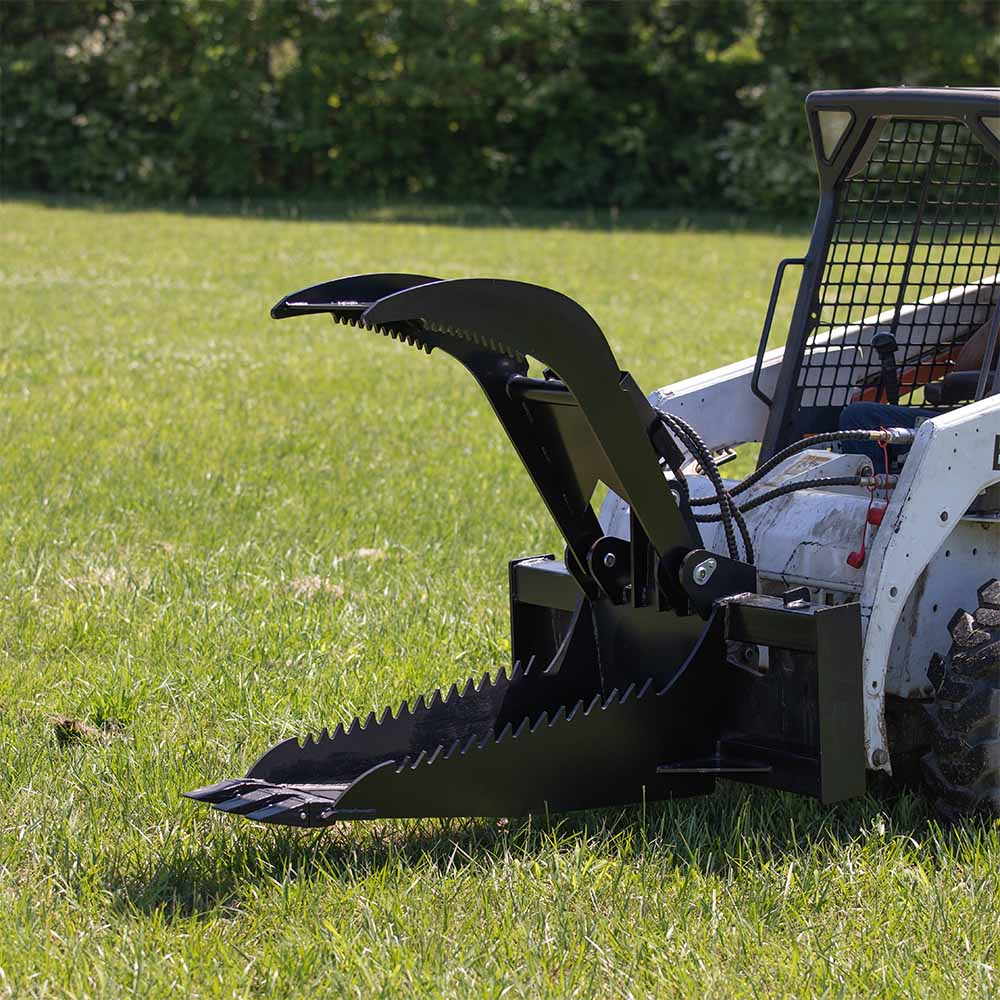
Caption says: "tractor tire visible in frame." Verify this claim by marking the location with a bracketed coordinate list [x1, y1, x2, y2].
[921, 579, 1000, 820]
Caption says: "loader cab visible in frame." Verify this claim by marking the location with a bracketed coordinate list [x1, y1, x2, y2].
[758, 88, 1000, 464]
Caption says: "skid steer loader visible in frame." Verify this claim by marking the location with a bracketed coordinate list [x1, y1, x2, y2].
[189, 87, 1000, 825]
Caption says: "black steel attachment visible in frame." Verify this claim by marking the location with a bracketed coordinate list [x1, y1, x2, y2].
[188, 268, 866, 827]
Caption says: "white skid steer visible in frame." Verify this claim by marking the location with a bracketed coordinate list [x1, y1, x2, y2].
[189, 87, 1000, 826]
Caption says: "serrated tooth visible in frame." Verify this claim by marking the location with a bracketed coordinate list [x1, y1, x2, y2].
[566, 698, 586, 722]
[414, 694, 426, 712]
[410, 749, 429, 770]
[346, 717, 359, 735]
[363, 711, 376, 730]
[619, 683, 636, 705]
[496, 722, 514, 743]
[429, 689, 442, 709]
[445, 683, 459, 704]
[333, 721, 345, 739]
[378, 706, 391, 725]
[529, 712, 549, 734]
[426, 744, 445, 765]
[462, 677, 475, 698]
[513, 717, 531, 738]
[550, 705, 567, 726]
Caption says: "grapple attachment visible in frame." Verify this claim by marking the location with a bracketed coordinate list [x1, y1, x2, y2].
[187, 669, 715, 826]
[187, 274, 866, 826]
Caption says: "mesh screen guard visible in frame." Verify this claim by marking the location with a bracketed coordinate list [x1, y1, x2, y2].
[795, 117, 998, 411]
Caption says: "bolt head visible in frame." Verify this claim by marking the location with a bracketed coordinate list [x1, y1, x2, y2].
[692, 557, 717, 585]
[872, 749, 889, 767]
[602, 552, 616, 569]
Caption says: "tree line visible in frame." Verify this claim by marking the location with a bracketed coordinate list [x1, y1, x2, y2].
[3, 0, 996, 215]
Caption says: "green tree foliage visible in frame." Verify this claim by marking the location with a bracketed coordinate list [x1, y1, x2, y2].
[2, 0, 996, 211]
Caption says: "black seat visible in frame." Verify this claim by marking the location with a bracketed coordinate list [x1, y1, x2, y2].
[923, 370, 995, 406]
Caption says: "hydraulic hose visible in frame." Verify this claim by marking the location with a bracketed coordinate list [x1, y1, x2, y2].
[690, 474, 899, 523]
[683, 427, 911, 507]
[705, 427, 913, 503]
[650, 419, 911, 559]
[656, 410, 754, 564]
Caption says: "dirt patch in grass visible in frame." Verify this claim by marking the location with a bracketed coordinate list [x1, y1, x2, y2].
[288, 576, 345, 599]
[50, 715, 106, 746]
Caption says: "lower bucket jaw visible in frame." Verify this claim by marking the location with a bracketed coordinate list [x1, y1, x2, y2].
[184, 673, 718, 827]
[185, 664, 537, 827]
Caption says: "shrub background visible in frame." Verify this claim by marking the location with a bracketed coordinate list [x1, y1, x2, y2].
[3, 0, 997, 214]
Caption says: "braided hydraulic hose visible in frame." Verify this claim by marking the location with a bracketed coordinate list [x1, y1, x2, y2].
[668, 412, 757, 562]
[657, 410, 736, 559]
[656, 411, 754, 564]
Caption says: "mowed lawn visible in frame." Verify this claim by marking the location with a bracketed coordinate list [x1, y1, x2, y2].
[1, 198, 998, 999]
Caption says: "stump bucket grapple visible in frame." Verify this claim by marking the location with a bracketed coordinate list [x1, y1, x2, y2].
[188, 87, 1000, 826]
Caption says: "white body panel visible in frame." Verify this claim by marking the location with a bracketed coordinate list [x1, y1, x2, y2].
[859, 397, 1000, 764]
[601, 277, 1000, 772]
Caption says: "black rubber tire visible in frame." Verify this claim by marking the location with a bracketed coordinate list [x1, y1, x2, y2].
[921, 579, 1000, 820]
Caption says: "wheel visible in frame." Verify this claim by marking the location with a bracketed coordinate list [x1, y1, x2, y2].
[921, 579, 1000, 820]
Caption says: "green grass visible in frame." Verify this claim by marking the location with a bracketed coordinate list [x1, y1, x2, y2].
[1, 197, 997, 999]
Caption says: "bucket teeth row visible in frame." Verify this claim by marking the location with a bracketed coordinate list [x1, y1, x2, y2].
[419, 317, 525, 363]
[323, 675, 678, 820]
[186, 677, 673, 826]
[331, 307, 524, 364]
[244, 662, 531, 785]
[337, 313, 433, 354]
[391, 680, 650, 774]
[295, 662, 523, 749]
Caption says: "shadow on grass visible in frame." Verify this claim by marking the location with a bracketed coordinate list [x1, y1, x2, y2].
[111, 779, 991, 921]
[8, 192, 814, 238]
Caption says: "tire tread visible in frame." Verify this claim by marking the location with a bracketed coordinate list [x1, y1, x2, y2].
[921, 579, 1000, 819]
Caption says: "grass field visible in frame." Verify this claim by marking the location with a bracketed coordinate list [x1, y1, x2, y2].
[1, 198, 998, 998]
